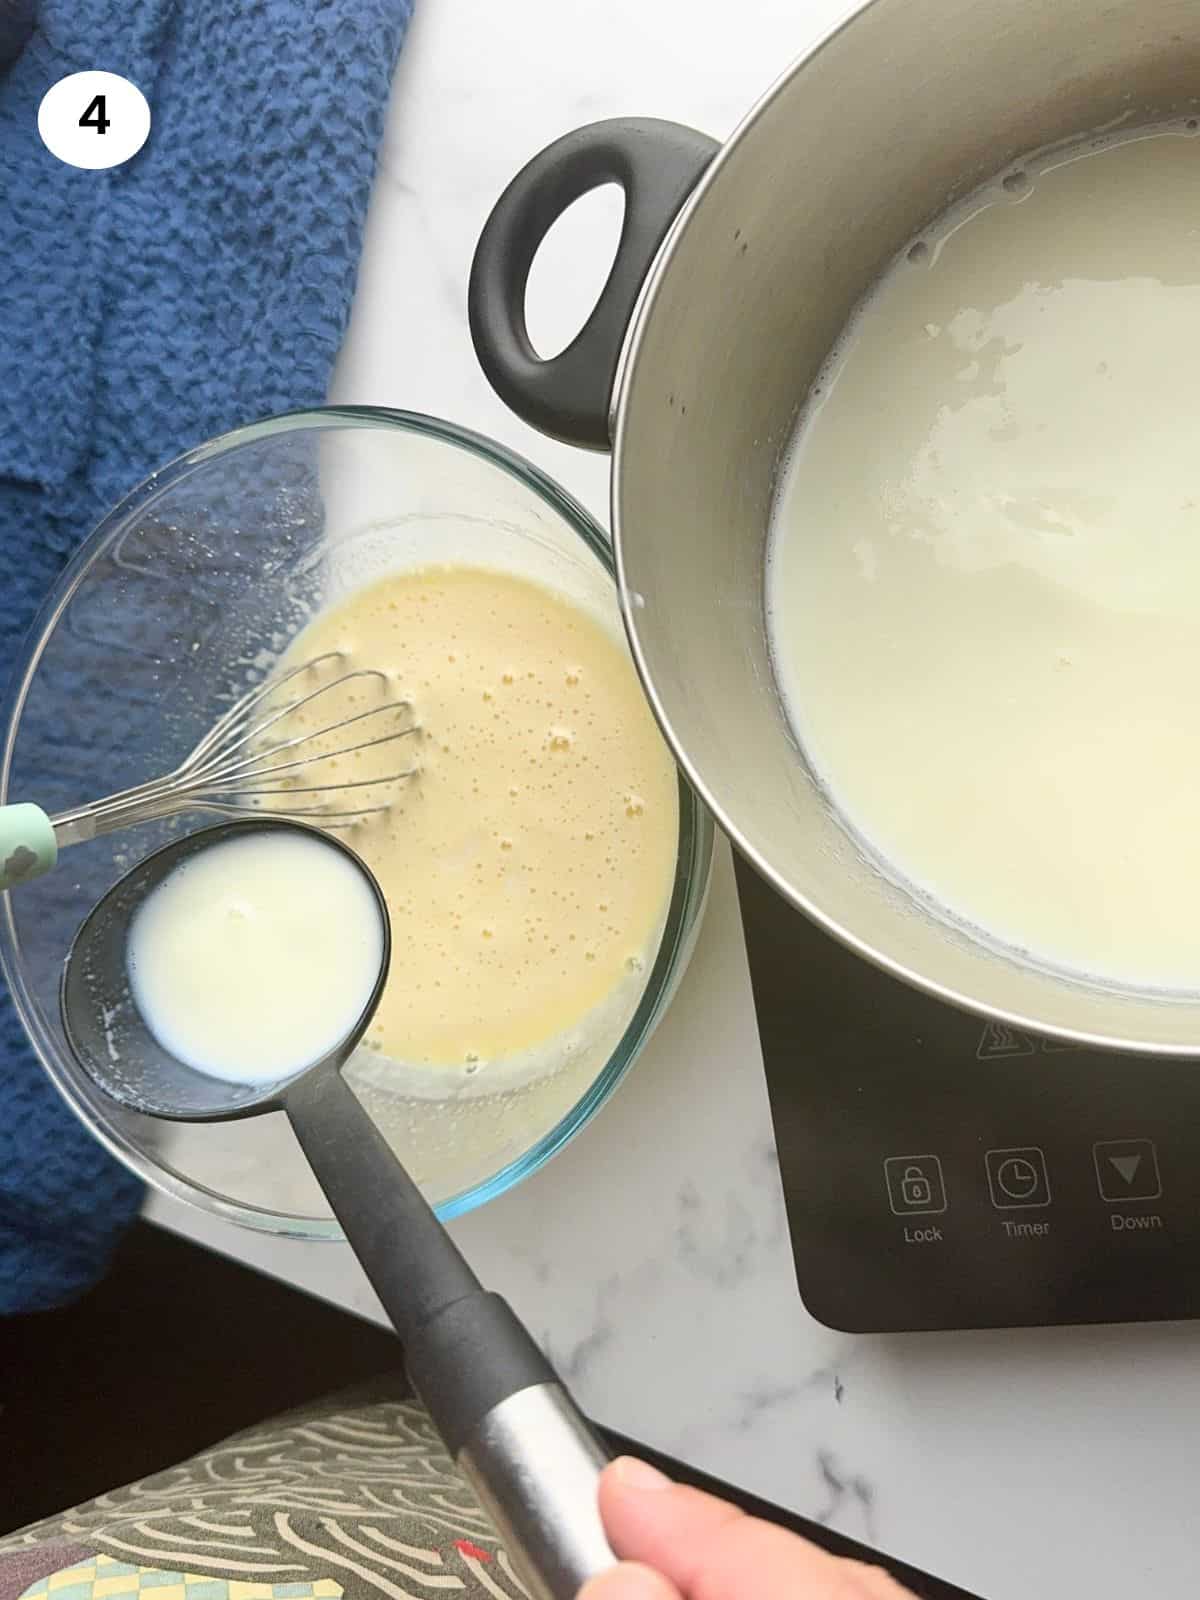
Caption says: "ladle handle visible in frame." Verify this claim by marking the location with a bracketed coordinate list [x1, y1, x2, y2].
[285, 1071, 616, 1599]
[452, 1379, 613, 1600]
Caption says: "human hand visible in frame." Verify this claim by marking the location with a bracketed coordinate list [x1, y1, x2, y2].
[579, 1457, 916, 1600]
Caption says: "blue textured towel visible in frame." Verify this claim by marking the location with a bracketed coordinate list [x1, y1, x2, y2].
[0, 0, 412, 1312]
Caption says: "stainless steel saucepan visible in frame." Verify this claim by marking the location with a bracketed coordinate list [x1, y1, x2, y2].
[470, 0, 1200, 1056]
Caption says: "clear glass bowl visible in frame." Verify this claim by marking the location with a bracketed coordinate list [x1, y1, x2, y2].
[0, 409, 713, 1238]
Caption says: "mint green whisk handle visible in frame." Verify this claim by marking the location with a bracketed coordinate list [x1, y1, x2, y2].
[0, 804, 58, 890]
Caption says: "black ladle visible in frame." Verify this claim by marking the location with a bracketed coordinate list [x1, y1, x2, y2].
[61, 819, 616, 1600]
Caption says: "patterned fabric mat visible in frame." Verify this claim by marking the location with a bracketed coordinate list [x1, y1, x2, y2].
[1, 1386, 527, 1600]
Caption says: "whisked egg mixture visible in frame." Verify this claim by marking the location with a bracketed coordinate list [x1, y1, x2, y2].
[274, 564, 679, 1091]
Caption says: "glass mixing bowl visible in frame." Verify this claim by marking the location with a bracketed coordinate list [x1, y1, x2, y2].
[0, 408, 713, 1238]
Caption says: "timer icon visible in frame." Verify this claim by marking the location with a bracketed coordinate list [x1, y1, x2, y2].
[997, 1157, 1039, 1199]
[986, 1147, 1051, 1209]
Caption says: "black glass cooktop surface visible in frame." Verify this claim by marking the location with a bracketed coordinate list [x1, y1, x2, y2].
[734, 853, 1200, 1332]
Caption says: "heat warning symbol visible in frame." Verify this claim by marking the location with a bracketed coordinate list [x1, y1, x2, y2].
[976, 1023, 1081, 1060]
[976, 1022, 1036, 1060]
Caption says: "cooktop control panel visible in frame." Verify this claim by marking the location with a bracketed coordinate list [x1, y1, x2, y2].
[734, 855, 1200, 1332]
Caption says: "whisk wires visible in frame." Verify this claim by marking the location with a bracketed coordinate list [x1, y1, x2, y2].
[52, 652, 419, 847]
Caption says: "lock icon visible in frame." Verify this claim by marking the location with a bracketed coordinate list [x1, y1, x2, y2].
[884, 1155, 946, 1214]
[901, 1166, 931, 1207]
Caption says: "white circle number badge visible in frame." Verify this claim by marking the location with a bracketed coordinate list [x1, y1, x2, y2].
[38, 71, 150, 170]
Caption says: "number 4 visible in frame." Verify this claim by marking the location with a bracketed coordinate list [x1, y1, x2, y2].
[79, 94, 110, 134]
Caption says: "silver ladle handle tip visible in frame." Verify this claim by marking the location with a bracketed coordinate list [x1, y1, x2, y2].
[458, 1381, 615, 1600]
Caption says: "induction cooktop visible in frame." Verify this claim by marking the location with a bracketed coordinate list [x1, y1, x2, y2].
[733, 852, 1199, 1332]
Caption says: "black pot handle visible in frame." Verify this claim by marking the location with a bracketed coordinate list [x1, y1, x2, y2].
[469, 117, 719, 450]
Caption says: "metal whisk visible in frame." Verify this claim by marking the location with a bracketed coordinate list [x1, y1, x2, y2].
[0, 652, 419, 891]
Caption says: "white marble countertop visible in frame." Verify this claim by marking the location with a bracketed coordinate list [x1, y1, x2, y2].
[147, 2, 1200, 1596]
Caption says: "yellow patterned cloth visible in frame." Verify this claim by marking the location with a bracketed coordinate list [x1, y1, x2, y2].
[25, 1556, 343, 1600]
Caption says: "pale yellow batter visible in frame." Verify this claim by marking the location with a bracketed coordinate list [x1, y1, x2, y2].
[278, 566, 678, 1071]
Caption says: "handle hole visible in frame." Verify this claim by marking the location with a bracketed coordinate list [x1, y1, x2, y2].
[525, 183, 626, 360]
